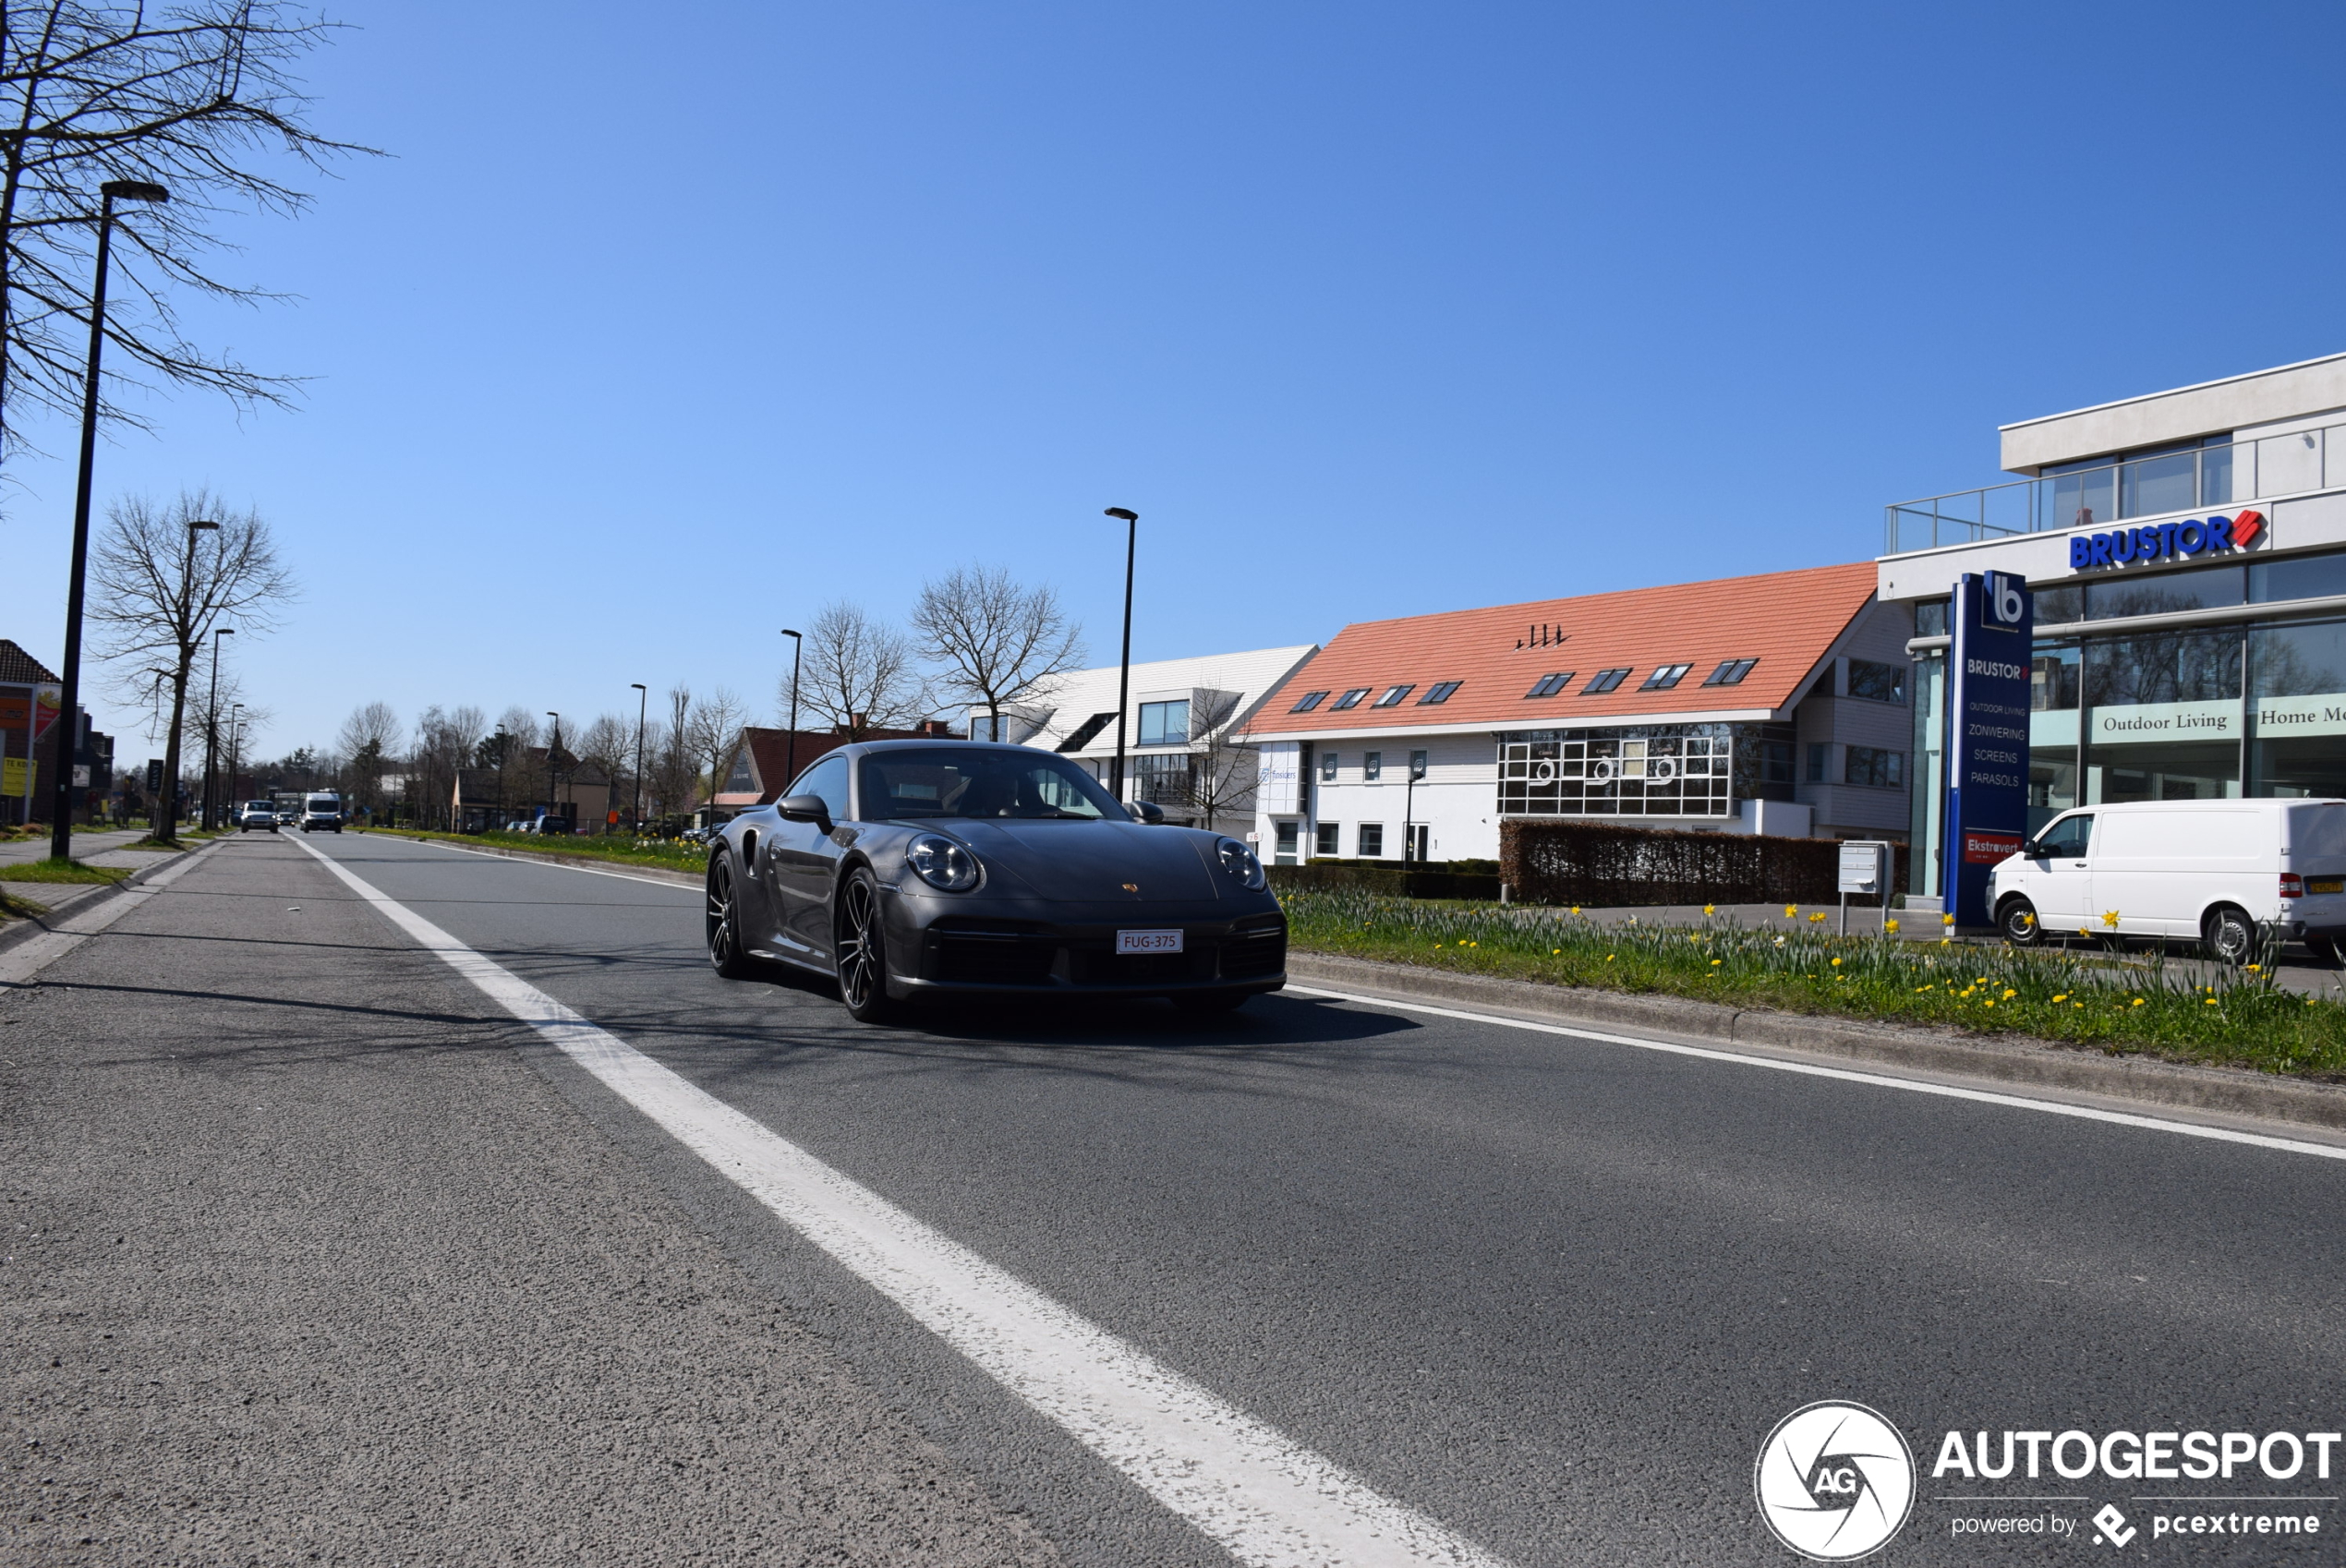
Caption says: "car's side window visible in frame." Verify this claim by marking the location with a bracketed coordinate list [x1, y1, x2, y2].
[791, 755, 852, 824]
[2038, 814, 2092, 860]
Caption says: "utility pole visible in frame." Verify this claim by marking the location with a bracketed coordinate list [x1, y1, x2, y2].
[1104, 508, 1138, 805]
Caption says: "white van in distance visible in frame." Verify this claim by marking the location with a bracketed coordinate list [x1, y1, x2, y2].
[300, 791, 345, 834]
[1991, 798, 2346, 963]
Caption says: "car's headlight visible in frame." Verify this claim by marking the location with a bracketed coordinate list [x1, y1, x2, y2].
[1215, 838, 1266, 891]
[907, 832, 981, 892]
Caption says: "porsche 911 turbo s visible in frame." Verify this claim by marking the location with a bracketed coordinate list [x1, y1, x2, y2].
[704, 740, 1286, 1022]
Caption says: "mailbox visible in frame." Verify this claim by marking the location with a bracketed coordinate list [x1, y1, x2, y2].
[1837, 840, 1889, 896]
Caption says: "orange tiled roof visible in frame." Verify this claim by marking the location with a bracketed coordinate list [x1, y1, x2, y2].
[1241, 561, 1879, 737]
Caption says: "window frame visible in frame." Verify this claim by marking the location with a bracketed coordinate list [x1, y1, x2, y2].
[1363, 751, 1383, 781]
[1419, 681, 1463, 705]
[1373, 684, 1415, 707]
[1524, 671, 1577, 698]
[1356, 822, 1385, 859]
[1639, 662, 1694, 691]
[1331, 688, 1372, 710]
[1582, 668, 1632, 694]
[1845, 657, 1909, 706]
[1702, 657, 1759, 686]
[1288, 690, 1329, 713]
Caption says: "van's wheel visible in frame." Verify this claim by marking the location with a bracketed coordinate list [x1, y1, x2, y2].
[834, 868, 901, 1024]
[2202, 905, 2258, 967]
[705, 850, 758, 979]
[1997, 897, 2042, 947]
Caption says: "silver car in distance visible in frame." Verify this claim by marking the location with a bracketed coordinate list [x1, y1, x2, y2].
[704, 740, 1287, 1023]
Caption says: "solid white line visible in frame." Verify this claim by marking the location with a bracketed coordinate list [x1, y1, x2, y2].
[287, 833, 1506, 1568]
[0, 841, 222, 989]
[399, 834, 699, 891]
[1286, 984, 2346, 1163]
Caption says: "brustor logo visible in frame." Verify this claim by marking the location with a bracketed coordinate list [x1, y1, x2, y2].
[1755, 1401, 1917, 1561]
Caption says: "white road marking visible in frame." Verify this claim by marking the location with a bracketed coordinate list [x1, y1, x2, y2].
[0, 843, 221, 989]
[403, 834, 699, 891]
[1287, 983, 2346, 1163]
[288, 834, 1507, 1568]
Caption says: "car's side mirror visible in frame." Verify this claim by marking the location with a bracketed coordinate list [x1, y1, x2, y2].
[779, 794, 833, 832]
[2020, 839, 2042, 859]
[1129, 800, 1165, 825]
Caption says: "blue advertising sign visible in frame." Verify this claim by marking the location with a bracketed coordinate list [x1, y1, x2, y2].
[1941, 571, 2033, 927]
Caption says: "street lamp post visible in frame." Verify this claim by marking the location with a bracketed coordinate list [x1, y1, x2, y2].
[545, 711, 562, 826]
[493, 724, 508, 826]
[200, 626, 234, 829]
[780, 629, 803, 786]
[1103, 508, 1138, 805]
[228, 703, 243, 817]
[630, 683, 647, 828]
[48, 177, 170, 861]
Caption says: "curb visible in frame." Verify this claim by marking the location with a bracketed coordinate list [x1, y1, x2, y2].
[0, 839, 215, 959]
[1285, 951, 2346, 1135]
[384, 833, 704, 888]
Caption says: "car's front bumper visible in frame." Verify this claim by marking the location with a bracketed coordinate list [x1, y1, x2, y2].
[881, 887, 1287, 999]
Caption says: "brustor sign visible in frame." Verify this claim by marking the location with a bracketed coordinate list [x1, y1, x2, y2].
[2068, 509, 2264, 572]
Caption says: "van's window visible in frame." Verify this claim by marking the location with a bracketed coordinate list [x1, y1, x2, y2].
[2034, 814, 2092, 859]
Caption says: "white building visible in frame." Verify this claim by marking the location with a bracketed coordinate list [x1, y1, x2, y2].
[1879, 349, 2346, 903]
[1239, 563, 1915, 864]
[982, 645, 1319, 834]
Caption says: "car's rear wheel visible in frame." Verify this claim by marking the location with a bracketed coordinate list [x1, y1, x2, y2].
[705, 851, 757, 979]
[1996, 897, 2041, 947]
[834, 868, 901, 1023]
[2202, 904, 2258, 967]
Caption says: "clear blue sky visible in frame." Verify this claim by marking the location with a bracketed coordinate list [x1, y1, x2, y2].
[5, 0, 2343, 764]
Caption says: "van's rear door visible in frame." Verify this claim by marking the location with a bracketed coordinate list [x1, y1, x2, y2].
[2287, 801, 2346, 928]
[2093, 806, 2265, 937]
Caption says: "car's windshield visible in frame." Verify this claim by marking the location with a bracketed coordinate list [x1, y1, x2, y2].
[246, 802, 272, 812]
[860, 748, 1123, 821]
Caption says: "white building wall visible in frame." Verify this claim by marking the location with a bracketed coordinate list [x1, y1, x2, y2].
[1258, 732, 1504, 863]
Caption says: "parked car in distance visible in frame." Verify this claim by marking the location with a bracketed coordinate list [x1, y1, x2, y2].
[300, 791, 345, 834]
[236, 800, 279, 833]
[1993, 797, 2346, 963]
[705, 740, 1285, 1024]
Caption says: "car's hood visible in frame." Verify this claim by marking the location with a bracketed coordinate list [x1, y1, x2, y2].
[931, 819, 1225, 903]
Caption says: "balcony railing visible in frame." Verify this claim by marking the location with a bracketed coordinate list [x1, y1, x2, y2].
[1884, 418, 2346, 554]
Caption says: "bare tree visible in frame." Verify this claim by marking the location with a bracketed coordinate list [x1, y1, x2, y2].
[89, 488, 292, 839]
[652, 684, 694, 821]
[333, 700, 399, 814]
[575, 713, 628, 831]
[409, 703, 483, 829]
[0, 1, 379, 462]
[685, 687, 748, 819]
[800, 601, 925, 741]
[911, 565, 1084, 742]
[1180, 690, 1253, 835]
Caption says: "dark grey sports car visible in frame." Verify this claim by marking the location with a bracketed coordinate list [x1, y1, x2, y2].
[704, 740, 1287, 1022]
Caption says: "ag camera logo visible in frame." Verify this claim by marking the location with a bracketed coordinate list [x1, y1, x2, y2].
[1755, 1401, 1917, 1560]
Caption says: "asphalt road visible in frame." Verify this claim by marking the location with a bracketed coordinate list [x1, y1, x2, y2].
[7, 831, 2346, 1566]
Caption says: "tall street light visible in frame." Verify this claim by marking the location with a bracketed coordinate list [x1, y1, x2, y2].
[228, 703, 243, 815]
[493, 723, 508, 826]
[201, 627, 234, 829]
[48, 177, 170, 861]
[780, 629, 803, 786]
[630, 683, 647, 828]
[1103, 508, 1138, 805]
[545, 711, 562, 825]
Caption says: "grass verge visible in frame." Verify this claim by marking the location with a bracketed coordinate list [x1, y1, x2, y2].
[0, 887, 47, 920]
[369, 826, 707, 872]
[1282, 891, 2346, 1078]
[0, 858, 134, 886]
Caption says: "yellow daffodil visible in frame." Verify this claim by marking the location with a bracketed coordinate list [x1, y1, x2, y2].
[2102, 910, 2122, 928]
[2131, 997, 2145, 1007]
[1884, 919, 1900, 934]
[1941, 912, 1954, 927]
[1711, 959, 1723, 966]
[1704, 903, 1716, 916]
[1784, 904, 1798, 917]
[2051, 993, 2067, 1003]
[1831, 957, 1843, 967]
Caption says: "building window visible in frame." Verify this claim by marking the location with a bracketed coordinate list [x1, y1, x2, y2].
[1419, 681, 1463, 705]
[1639, 663, 1694, 691]
[1702, 657, 1758, 686]
[1496, 727, 1733, 818]
[1583, 668, 1631, 694]
[1409, 749, 1427, 780]
[1054, 712, 1114, 753]
[1762, 741, 1796, 788]
[1289, 690, 1329, 713]
[1131, 752, 1196, 805]
[1314, 823, 1340, 856]
[1273, 821, 1300, 864]
[1138, 700, 1190, 745]
[1806, 742, 1828, 782]
[1332, 688, 1372, 710]
[1319, 751, 1338, 782]
[1844, 745, 1905, 788]
[1373, 684, 1414, 707]
[1357, 823, 1385, 858]
[1914, 599, 1950, 638]
[1524, 671, 1576, 698]
[1846, 659, 1908, 705]
[1364, 751, 1383, 781]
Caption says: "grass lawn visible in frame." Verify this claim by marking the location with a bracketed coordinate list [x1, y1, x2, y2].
[369, 826, 707, 873]
[1282, 891, 2346, 1079]
[0, 859, 134, 885]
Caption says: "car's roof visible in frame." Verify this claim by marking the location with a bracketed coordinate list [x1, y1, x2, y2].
[2063, 798, 2343, 814]
[848, 738, 1056, 756]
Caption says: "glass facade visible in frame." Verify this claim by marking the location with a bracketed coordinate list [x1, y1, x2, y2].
[1497, 724, 1770, 818]
[1905, 549, 2346, 897]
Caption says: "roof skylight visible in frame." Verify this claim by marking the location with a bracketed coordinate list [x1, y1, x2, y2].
[1639, 663, 1694, 691]
[1582, 668, 1631, 694]
[1289, 690, 1330, 712]
[1331, 688, 1372, 710]
[1523, 672, 1576, 698]
[1703, 658, 1760, 686]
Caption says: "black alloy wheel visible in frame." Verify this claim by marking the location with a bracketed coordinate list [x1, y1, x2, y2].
[2202, 904, 2258, 968]
[834, 868, 900, 1023]
[705, 851, 757, 978]
[1997, 897, 2042, 947]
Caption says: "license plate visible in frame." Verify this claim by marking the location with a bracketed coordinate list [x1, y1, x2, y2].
[2312, 879, 2345, 895]
[1116, 928, 1183, 955]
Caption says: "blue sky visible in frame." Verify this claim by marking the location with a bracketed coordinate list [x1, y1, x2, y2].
[5, 0, 2344, 762]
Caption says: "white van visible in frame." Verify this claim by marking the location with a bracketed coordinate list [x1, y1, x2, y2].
[1991, 798, 2346, 962]
[300, 791, 345, 834]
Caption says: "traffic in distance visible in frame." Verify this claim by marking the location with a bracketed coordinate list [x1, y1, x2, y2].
[703, 740, 1286, 1024]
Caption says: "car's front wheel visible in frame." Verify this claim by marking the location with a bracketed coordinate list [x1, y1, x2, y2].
[834, 868, 901, 1024]
[2202, 904, 2258, 967]
[705, 850, 758, 979]
[1996, 896, 2041, 947]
